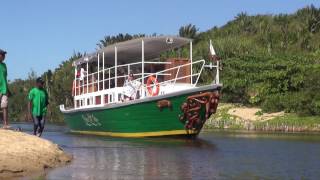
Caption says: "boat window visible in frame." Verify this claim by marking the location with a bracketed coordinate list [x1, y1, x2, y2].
[109, 95, 113, 103]
[118, 94, 121, 101]
[96, 96, 101, 105]
[104, 94, 109, 104]
[91, 97, 94, 105]
[81, 99, 84, 107]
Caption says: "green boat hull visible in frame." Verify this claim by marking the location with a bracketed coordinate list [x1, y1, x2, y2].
[62, 85, 221, 137]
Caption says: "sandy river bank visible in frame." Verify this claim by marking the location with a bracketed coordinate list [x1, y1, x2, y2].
[0, 129, 71, 179]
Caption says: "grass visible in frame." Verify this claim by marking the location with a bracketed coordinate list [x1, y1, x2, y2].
[205, 103, 245, 129]
[253, 114, 320, 131]
[205, 103, 320, 132]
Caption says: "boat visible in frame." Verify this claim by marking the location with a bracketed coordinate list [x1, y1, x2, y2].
[60, 36, 222, 137]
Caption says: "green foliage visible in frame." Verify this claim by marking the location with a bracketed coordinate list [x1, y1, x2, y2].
[254, 114, 320, 130]
[8, 70, 38, 121]
[255, 110, 263, 116]
[46, 53, 83, 121]
[192, 5, 320, 116]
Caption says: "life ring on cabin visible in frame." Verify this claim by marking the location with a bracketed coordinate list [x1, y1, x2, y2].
[147, 76, 160, 96]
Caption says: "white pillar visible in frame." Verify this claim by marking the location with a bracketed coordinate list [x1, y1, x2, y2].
[216, 61, 220, 84]
[86, 62, 88, 95]
[190, 41, 193, 85]
[115, 46, 118, 88]
[141, 40, 145, 98]
[97, 53, 100, 91]
[102, 52, 105, 90]
[74, 67, 77, 108]
[108, 69, 111, 89]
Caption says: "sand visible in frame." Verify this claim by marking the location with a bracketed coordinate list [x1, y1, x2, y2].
[228, 107, 284, 121]
[0, 129, 71, 179]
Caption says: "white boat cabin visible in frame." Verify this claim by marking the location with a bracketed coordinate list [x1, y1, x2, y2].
[71, 36, 220, 109]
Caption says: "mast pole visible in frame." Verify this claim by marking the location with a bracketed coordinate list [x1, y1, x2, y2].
[74, 66, 76, 108]
[190, 41, 193, 85]
[141, 40, 145, 98]
[115, 46, 118, 88]
[86, 61, 88, 95]
[97, 53, 100, 91]
[210, 39, 219, 84]
[102, 52, 105, 90]
[216, 58, 220, 84]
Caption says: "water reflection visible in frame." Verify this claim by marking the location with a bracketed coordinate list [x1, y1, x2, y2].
[46, 134, 217, 180]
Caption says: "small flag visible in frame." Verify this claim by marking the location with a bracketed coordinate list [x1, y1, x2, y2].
[209, 40, 216, 56]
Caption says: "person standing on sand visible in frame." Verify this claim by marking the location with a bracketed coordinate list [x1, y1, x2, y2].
[0, 49, 10, 129]
[28, 77, 49, 137]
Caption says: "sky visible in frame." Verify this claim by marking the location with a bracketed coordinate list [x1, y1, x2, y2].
[1, 0, 320, 80]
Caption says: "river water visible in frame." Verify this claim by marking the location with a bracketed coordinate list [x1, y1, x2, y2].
[12, 123, 320, 180]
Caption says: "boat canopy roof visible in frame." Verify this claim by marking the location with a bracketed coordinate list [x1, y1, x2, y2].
[73, 36, 192, 66]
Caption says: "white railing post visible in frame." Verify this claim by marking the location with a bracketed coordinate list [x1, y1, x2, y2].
[108, 69, 111, 89]
[92, 74, 94, 92]
[115, 46, 118, 88]
[79, 78, 81, 96]
[86, 62, 88, 95]
[194, 60, 205, 86]
[128, 64, 130, 76]
[173, 66, 181, 85]
[102, 52, 105, 90]
[74, 67, 76, 108]
[190, 41, 193, 85]
[141, 40, 145, 98]
[216, 61, 220, 84]
[97, 53, 100, 91]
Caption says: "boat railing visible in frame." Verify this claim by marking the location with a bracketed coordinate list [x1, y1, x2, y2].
[72, 59, 217, 109]
[74, 61, 171, 96]
[74, 59, 208, 95]
[74, 60, 207, 96]
[134, 59, 205, 90]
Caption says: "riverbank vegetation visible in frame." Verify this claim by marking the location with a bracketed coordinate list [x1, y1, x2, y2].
[7, 5, 320, 126]
[206, 103, 320, 132]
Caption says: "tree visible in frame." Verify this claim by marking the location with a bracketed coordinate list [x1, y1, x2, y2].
[179, 24, 199, 39]
[275, 14, 290, 50]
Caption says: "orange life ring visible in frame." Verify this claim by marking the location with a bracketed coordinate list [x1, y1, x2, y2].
[147, 76, 160, 96]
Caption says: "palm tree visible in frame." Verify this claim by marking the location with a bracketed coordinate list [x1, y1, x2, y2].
[179, 24, 199, 39]
[97, 33, 145, 49]
[234, 12, 255, 33]
[275, 14, 290, 50]
[235, 12, 248, 26]
[296, 5, 320, 33]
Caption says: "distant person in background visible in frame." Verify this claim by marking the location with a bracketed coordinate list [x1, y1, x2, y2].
[0, 49, 10, 129]
[122, 73, 141, 101]
[28, 77, 49, 137]
[78, 66, 87, 94]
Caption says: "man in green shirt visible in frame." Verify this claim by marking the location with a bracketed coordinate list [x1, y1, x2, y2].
[28, 77, 49, 137]
[0, 49, 9, 129]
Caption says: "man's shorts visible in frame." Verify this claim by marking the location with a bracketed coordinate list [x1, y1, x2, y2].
[0, 95, 8, 108]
